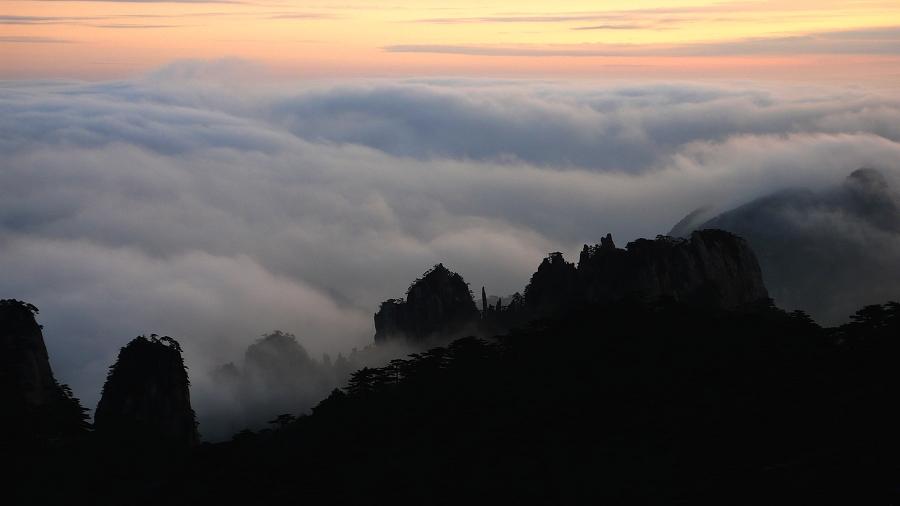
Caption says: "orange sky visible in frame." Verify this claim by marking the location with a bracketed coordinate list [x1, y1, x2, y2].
[1, 0, 899, 82]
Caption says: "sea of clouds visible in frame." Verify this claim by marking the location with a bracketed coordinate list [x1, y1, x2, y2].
[2, 59, 899, 437]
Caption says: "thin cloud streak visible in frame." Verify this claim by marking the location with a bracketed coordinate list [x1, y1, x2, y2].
[0, 36, 76, 43]
[410, 2, 898, 24]
[96, 24, 178, 28]
[265, 13, 339, 20]
[385, 26, 900, 57]
[571, 24, 652, 31]
[0, 15, 103, 25]
[33, 0, 237, 3]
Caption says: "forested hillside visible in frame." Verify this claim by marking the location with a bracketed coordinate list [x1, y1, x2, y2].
[7, 297, 900, 504]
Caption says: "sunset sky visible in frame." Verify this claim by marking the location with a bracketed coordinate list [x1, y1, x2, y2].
[2, 0, 899, 81]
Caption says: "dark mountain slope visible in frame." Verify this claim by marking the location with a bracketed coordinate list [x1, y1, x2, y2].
[128, 298, 900, 505]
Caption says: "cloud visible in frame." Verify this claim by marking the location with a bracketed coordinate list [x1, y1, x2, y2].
[2, 60, 899, 438]
[570, 24, 650, 31]
[34, 0, 235, 3]
[266, 13, 338, 20]
[0, 15, 101, 25]
[385, 26, 900, 57]
[695, 168, 900, 326]
[96, 24, 177, 29]
[412, 14, 623, 24]
[408, 2, 898, 25]
[0, 36, 75, 43]
[0, 13, 197, 29]
[406, 4, 755, 25]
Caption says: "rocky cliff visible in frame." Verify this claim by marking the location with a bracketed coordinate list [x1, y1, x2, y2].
[95, 335, 199, 446]
[523, 230, 769, 319]
[1, 299, 88, 442]
[377, 232, 768, 342]
[0, 300, 63, 408]
[374, 264, 479, 343]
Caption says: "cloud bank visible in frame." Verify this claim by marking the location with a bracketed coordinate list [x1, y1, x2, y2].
[2, 61, 899, 438]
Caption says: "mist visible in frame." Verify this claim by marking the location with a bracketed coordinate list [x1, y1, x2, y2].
[2, 60, 899, 439]
[691, 168, 900, 327]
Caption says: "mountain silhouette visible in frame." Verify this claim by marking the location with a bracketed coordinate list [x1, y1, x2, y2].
[95, 335, 199, 446]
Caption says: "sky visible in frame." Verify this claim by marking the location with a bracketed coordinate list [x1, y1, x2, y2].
[1, 0, 899, 82]
[2, 1, 900, 437]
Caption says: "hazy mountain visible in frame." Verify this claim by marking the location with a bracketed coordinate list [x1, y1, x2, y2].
[679, 168, 900, 325]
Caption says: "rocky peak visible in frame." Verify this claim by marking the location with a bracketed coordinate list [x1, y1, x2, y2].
[242, 330, 320, 388]
[522, 252, 580, 318]
[1, 299, 89, 443]
[245, 331, 311, 371]
[0, 300, 62, 408]
[374, 264, 479, 343]
[523, 230, 769, 318]
[95, 335, 199, 446]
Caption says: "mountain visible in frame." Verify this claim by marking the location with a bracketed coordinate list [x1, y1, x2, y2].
[126, 298, 900, 504]
[0, 299, 65, 408]
[205, 330, 337, 440]
[374, 263, 480, 343]
[0, 299, 88, 443]
[94, 335, 199, 446]
[686, 168, 900, 325]
[6, 227, 900, 503]
[378, 231, 769, 341]
[532, 230, 768, 317]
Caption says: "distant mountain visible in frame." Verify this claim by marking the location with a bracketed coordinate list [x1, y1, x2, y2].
[685, 168, 900, 325]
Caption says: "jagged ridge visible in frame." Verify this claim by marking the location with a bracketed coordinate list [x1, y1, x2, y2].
[377, 230, 770, 342]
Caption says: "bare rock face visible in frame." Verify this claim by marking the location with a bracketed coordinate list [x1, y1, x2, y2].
[374, 264, 479, 343]
[524, 230, 769, 318]
[95, 335, 199, 446]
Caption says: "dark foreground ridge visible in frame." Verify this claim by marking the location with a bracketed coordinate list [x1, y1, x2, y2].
[9, 298, 900, 504]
